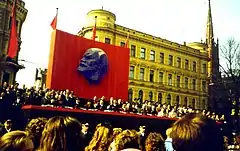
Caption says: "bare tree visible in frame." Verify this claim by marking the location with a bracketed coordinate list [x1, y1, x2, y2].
[220, 37, 240, 81]
[220, 37, 240, 131]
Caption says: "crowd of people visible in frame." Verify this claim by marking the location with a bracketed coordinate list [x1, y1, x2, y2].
[0, 82, 225, 122]
[0, 113, 236, 151]
[0, 82, 240, 150]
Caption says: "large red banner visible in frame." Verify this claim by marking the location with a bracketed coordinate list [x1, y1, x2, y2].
[47, 30, 130, 101]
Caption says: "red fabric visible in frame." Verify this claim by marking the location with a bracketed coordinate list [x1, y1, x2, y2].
[47, 30, 130, 101]
[7, 0, 18, 58]
[50, 16, 57, 29]
[92, 18, 96, 40]
[21, 105, 178, 121]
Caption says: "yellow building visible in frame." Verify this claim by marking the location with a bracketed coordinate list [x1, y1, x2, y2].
[78, 9, 210, 110]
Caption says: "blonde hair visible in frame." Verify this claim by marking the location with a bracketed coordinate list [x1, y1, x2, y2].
[38, 116, 82, 151]
[113, 129, 140, 150]
[113, 128, 123, 139]
[85, 126, 113, 151]
[145, 132, 165, 151]
[0, 131, 33, 151]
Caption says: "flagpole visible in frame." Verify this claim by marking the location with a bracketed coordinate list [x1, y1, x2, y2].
[56, 8, 58, 29]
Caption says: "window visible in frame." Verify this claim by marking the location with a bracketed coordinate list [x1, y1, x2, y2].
[105, 38, 111, 44]
[168, 74, 172, 86]
[159, 72, 163, 83]
[150, 70, 154, 82]
[192, 79, 196, 90]
[193, 61, 197, 72]
[129, 66, 135, 79]
[167, 94, 171, 105]
[168, 55, 173, 66]
[160, 53, 164, 64]
[202, 100, 206, 109]
[130, 45, 136, 57]
[158, 93, 162, 104]
[202, 81, 206, 92]
[149, 91, 153, 101]
[177, 57, 181, 68]
[192, 98, 195, 109]
[140, 68, 145, 80]
[128, 89, 133, 102]
[185, 59, 189, 70]
[177, 76, 181, 88]
[138, 90, 143, 103]
[120, 42, 125, 47]
[185, 77, 188, 89]
[140, 48, 146, 59]
[184, 97, 188, 106]
[176, 96, 180, 105]
[150, 50, 155, 61]
[9, 17, 12, 29]
[202, 64, 207, 74]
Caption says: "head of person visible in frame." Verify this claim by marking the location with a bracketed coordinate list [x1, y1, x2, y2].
[77, 48, 108, 84]
[166, 128, 172, 138]
[4, 120, 12, 130]
[82, 122, 89, 132]
[0, 131, 34, 151]
[170, 113, 224, 151]
[145, 132, 165, 151]
[85, 125, 113, 151]
[25, 117, 48, 149]
[110, 129, 140, 151]
[39, 116, 82, 151]
[113, 128, 123, 139]
[139, 125, 146, 134]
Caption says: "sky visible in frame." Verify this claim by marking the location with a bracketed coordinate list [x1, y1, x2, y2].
[16, 0, 240, 87]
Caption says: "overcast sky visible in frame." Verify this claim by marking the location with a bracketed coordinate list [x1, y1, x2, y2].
[16, 0, 240, 87]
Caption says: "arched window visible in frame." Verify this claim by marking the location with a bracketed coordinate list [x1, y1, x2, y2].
[158, 93, 162, 104]
[192, 98, 195, 109]
[167, 94, 171, 105]
[149, 91, 153, 101]
[176, 96, 180, 105]
[138, 90, 143, 103]
[202, 100, 206, 109]
[184, 97, 188, 106]
[128, 89, 133, 102]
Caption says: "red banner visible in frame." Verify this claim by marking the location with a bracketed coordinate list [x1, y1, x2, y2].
[47, 30, 130, 101]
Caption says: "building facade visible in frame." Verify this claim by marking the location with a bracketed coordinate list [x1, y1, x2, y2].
[78, 9, 211, 109]
[0, 0, 28, 86]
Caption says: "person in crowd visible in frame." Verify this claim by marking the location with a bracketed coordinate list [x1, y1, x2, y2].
[25, 117, 48, 150]
[0, 130, 34, 151]
[0, 119, 13, 136]
[170, 113, 224, 151]
[145, 132, 166, 151]
[85, 125, 113, 151]
[95, 99, 107, 111]
[38, 116, 83, 151]
[110, 129, 141, 151]
[164, 128, 173, 151]
[138, 125, 147, 149]
[80, 122, 93, 149]
[112, 128, 123, 139]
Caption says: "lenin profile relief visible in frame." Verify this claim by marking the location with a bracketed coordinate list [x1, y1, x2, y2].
[77, 48, 108, 84]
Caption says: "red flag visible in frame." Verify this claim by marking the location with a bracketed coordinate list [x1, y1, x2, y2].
[51, 8, 58, 29]
[7, 0, 18, 58]
[92, 17, 97, 41]
[125, 32, 129, 48]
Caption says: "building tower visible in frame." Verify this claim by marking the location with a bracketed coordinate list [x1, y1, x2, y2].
[0, 0, 28, 86]
[206, 0, 220, 83]
[206, 0, 221, 111]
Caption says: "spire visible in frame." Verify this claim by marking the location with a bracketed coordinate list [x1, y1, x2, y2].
[206, 0, 214, 45]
